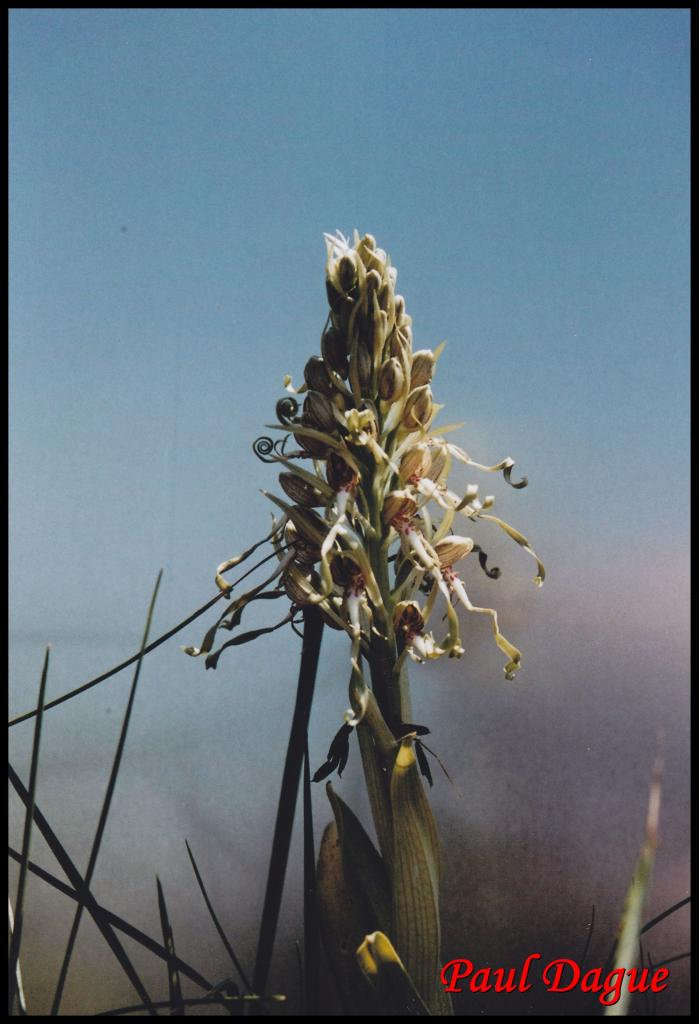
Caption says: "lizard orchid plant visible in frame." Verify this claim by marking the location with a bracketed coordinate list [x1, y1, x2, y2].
[184, 230, 544, 1014]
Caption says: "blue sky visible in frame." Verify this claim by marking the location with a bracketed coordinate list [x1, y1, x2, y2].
[9, 9, 690, 1014]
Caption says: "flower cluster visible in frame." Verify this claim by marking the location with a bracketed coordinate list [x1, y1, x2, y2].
[185, 231, 544, 737]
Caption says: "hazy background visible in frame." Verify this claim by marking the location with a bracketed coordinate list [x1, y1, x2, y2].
[9, 9, 689, 1015]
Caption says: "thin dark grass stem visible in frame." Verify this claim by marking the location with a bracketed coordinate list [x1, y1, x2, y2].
[646, 949, 657, 1017]
[603, 894, 692, 974]
[185, 839, 253, 993]
[640, 895, 690, 935]
[95, 993, 286, 1016]
[639, 938, 650, 1015]
[577, 904, 596, 971]
[7, 846, 232, 1007]
[50, 571, 162, 1016]
[156, 876, 184, 1015]
[8, 768, 154, 1012]
[303, 737, 319, 1014]
[8, 646, 50, 1014]
[653, 951, 690, 968]
[9, 544, 291, 729]
[252, 606, 324, 1002]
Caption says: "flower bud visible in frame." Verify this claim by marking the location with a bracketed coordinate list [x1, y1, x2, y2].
[356, 233, 376, 268]
[279, 472, 325, 508]
[401, 385, 433, 431]
[382, 491, 418, 524]
[371, 304, 388, 363]
[398, 443, 432, 483]
[303, 390, 336, 433]
[378, 357, 405, 403]
[433, 536, 474, 569]
[337, 253, 358, 293]
[303, 355, 334, 396]
[294, 427, 332, 459]
[397, 322, 413, 346]
[325, 278, 343, 312]
[326, 452, 359, 492]
[284, 510, 327, 555]
[352, 307, 374, 353]
[321, 325, 349, 379]
[426, 440, 448, 481]
[377, 281, 394, 316]
[409, 349, 436, 389]
[393, 600, 424, 640]
[353, 341, 372, 393]
[387, 328, 409, 361]
[365, 268, 382, 293]
[330, 553, 362, 588]
[282, 563, 322, 605]
[293, 542, 322, 566]
[330, 295, 354, 336]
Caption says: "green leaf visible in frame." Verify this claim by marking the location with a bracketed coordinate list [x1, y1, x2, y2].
[604, 750, 663, 1016]
[326, 783, 391, 935]
[315, 821, 378, 1015]
[390, 738, 452, 1015]
[356, 691, 399, 869]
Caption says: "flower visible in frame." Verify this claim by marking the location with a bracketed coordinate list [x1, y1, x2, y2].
[187, 229, 544, 743]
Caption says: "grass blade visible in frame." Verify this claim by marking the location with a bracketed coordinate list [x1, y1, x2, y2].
[185, 839, 251, 993]
[8, 766, 154, 1012]
[303, 737, 319, 1013]
[8, 898, 28, 1014]
[9, 588, 220, 728]
[51, 571, 162, 1015]
[640, 896, 690, 936]
[652, 951, 690, 969]
[604, 746, 663, 1016]
[8, 646, 49, 1014]
[156, 876, 184, 1015]
[8, 542, 290, 728]
[578, 904, 596, 971]
[7, 846, 234, 1006]
[95, 993, 287, 1015]
[252, 605, 324, 1000]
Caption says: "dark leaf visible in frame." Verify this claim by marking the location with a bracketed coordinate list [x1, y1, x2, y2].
[156, 876, 184, 1014]
[503, 464, 528, 489]
[51, 572, 162, 1016]
[472, 544, 501, 580]
[185, 840, 249, 993]
[312, 724, 354, 782]
[415, 742, 433, 787]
